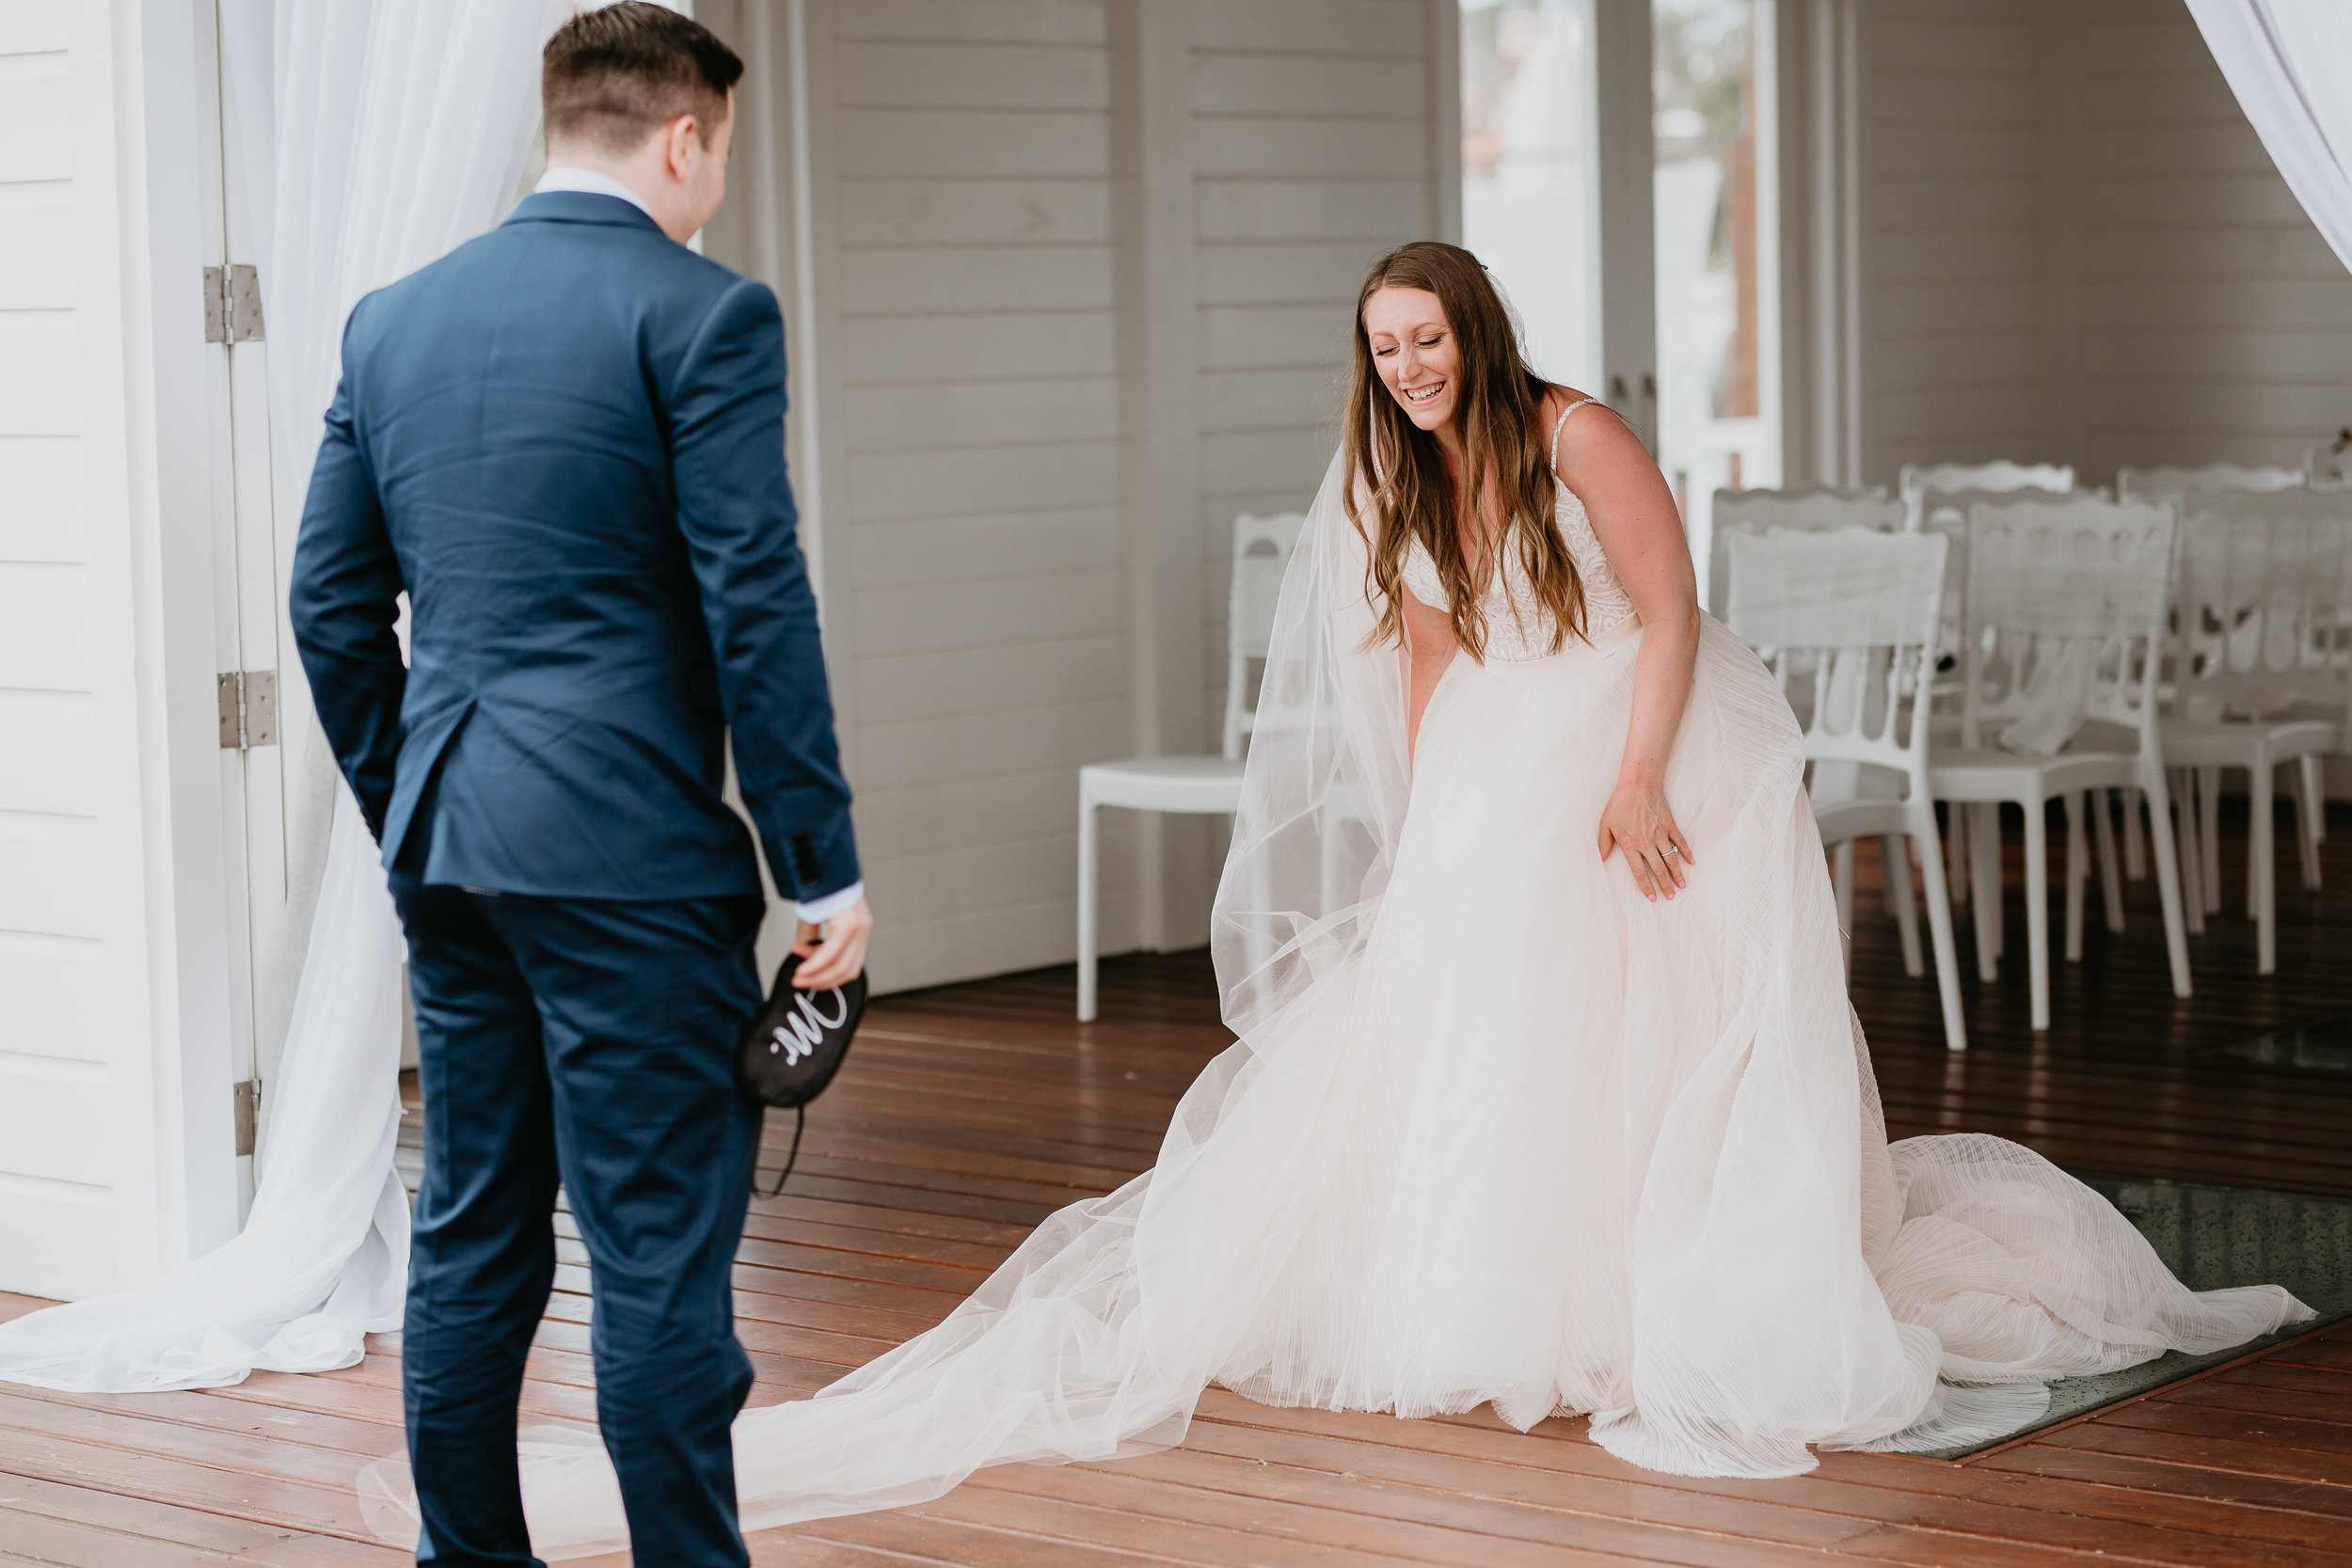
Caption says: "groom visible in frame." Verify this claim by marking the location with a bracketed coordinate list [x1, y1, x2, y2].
[290, 7, 866, 1564]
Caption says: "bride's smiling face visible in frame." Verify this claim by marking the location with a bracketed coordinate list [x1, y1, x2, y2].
[1363, 287, 1460, 433]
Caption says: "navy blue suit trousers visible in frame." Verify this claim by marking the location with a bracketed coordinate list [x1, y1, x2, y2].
[392, 868, 764, 1568]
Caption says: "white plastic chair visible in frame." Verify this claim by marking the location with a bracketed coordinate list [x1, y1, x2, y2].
[1900, 461, 2074, 531]
[2119, 464, 2304, 501]
[1077, 513, 1304, 1021]
[1727, 528, 1966, 1051]
[1927, 495, 2193, 1032]
[1706, 486, 1903, 622]
[2160, 488, 2352, 974]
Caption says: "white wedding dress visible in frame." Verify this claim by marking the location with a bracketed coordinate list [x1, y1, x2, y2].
[362, 416, 2310, 1557]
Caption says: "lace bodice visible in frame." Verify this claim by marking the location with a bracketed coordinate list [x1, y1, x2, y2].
[1397, 401, 1639, 661]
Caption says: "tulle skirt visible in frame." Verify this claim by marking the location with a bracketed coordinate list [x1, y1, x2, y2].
[363, 614, 2310, 1556]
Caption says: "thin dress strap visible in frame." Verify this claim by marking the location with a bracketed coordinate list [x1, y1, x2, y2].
[1549, 396, 1607, 475]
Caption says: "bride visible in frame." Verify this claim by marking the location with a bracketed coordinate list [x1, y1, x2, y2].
[365, 241, 2309, 1555]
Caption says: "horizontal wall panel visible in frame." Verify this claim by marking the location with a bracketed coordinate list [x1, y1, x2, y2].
[834, 109, 1110, 181]
[847, 438, 1118, 522]
[1196, 303, 1351, 372]
[2074, 225, 2344, 282]
[837, 0, 1105, 47]
[869, 893, 1137, 997]
[855, 696, 1130, 791]
[1867, 71, 2037, 129]
[2071, 328, 2352, 383]
[843, 377, 1119, 452]
[0, 71, 69, 184]
[1192, 117, 1428, 182]
[0, 691, 95, 815]
[1191, 55, 1424, 119]
[1869, 229, 2040, 285]
[2074, 278, 2352, 333]
[0, 6, 69, 51]
[851, 508, 1121, 589]
[1870, 332, 2044, 391]
[835, 179, 1114, 246]
[1200, 427, 1334, 498]
[0, 443, 81, 562]
[0, 1186, 112, 1303]
[866, 831, 1108, 927]
[854, 569, 1124, 658]
[0, 939, 103, 1062]
[1194, 179, 1427, 245]
[0, 833, 103, 940]
[1867, 123, 2037, 179]
[857, 634, 1127, 726]
[1196, 240, 1385, 307]
[2074, 174, 2312, 229]
[1192, 0, 1424, 57]
[1875, 279, 2050, 336]
[835, 40, 1109, 112]
[842, 310, 1114, 386]
[1867, 178, 2037, 233]
[858, 767, 1124, 861]
[0, 1069, 108, 1187]
[1196, 365, 1346, 436]
[0, 327, 78, 436]
[2068, 379, 2352, 434]
[0, 206, 72, 305]
[837, 245, 1114, 315]
[0, 563, 92, 690]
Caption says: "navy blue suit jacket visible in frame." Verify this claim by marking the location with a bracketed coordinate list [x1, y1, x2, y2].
[290, 192, 858, 905]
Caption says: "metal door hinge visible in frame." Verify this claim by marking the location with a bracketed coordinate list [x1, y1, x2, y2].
[202, 264, 264, 343]
[217, 670, 278, 750]
[233, 1079, 261, 1158]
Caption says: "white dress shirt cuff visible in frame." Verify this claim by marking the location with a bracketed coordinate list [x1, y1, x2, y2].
[794, 880, 865, 925]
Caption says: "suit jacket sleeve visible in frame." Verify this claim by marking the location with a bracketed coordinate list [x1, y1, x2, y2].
[672, 277, 861, 904]
[288, 352, 407, 843]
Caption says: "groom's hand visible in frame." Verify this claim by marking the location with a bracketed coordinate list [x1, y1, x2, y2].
[791, 899, 873, 990]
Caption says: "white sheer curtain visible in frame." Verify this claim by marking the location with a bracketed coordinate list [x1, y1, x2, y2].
[0, 0, 564, 1394]
[2188, 1, 2352, 275]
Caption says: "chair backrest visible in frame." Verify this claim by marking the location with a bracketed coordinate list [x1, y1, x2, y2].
[2308, 434, 2352, 486]
[2173, 487, 2352, 725]
[1224, 512, 1307, 758]
[1706, 486, 1902, 622]
[1899, 460, 2074, 530]
[2118, 464, 2304, 501]
[1962, 494, 2177, 750]
[1726, 528, 1949, 791]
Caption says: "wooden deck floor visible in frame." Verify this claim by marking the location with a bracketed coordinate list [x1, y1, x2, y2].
[5, 801, 2351, 1566]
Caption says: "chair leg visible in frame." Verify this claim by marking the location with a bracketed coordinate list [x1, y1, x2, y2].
[2024, 798, 2052, 1032]
[1912, 812, 1967, 1052]
[2121, 786, 2146, 880]
[2199, 764, 2222, 913]
[1883, 834, 1924, 978]
[2063, 792, 2087, 964]
[2253, 752, 2277, 975]
[2144, 767, 2196, 1001]
[2091, 786, 2125, 933]
[1832, 840, 1855, 978]
[2295, 754, 2325, 888]
[2172, 768, 2206, 935]
[1947, 800, 1969, 908]
[1970, 803, 2002, 982]
[1077, 793, 1101, 1022]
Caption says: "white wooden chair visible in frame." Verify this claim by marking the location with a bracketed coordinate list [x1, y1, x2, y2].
[1706, 486, 1903, 622]
[2160, 489, 2352, 974]
[1727, 528, 1966, 1051]
[1077, 513, 1304, 1021]
[1927, 495, 2193, 1032]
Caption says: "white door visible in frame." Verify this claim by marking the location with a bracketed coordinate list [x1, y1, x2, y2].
[194, 2, 290, 1222]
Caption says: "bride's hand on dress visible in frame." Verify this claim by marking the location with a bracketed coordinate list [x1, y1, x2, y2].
[1597, 782, 1693, 901]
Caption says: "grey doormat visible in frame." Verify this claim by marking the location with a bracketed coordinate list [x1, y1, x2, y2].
[2200, 1013, 2352, 1072]
[1904, 1171, 2352, 1461]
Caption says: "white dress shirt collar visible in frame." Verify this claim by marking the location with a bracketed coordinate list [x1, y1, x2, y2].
[534, 166, 657, 220]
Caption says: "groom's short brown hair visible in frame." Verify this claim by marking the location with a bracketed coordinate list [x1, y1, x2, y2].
[544, 3, 742, 153]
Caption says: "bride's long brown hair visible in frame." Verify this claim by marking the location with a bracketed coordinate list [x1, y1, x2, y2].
[1343, 242, 1585, 661]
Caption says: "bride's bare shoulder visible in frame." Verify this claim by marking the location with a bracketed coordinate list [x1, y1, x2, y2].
[1535, 385, 1643, 483]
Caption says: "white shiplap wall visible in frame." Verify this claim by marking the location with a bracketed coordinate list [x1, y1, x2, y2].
[2063, 0, 2352, 477]
[1856, 0, 2352, 486]
[820, 0, 1143, 991]
[0, 6, 119, 1298]
[1, 0, 243, 1300]
[1191, 0, 1437, 736]
[1858, 0, 2053, 482]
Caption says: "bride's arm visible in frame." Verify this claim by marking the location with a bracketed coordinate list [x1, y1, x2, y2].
[1550, 393, 1702, 902]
